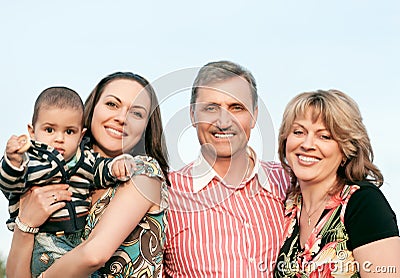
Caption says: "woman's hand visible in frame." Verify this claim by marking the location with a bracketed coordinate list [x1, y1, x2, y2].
[6, 184, 72, 278]
[18, 184, 72, 228]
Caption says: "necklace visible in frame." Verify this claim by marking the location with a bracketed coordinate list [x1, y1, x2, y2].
[302, 196, 328, 226]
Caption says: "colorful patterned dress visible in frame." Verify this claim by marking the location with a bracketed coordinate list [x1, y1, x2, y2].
[274, 181, 398, 277]
[84, 155, 168, 278]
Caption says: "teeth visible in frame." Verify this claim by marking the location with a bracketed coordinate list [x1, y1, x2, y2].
[106, 128, 123, 136]
[214, 133, 234, 138]
[299, 155, 319, 162]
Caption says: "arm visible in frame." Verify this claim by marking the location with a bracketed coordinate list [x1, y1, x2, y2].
[353, 236, 400, 277]
[0, 135, 30, 193]
[92, 154, 137, 188]
[344, 183, 400, 277]
[6, 184, 72, 278]
[42, 175, 162, 278]
[7, 225, 34, 278]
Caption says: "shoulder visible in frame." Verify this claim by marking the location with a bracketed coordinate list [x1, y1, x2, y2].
[131, 155, 165, 181]
[258, 160, 287, 178]
[130, 155, 168, 211]
[341, 180, 394, 213]
[171, 162, 196, 176]
[343, 180, 399, 250]
[167, 162, 196, 186]
[344, 181, 397, 221]
[259, 160, 283, 168]
[258, 160, 290, 193]
[345, 180, 388, 203]
[259, 160, 287, 176]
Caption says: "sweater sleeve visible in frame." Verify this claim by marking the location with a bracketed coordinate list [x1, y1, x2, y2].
[91, 152, 116, 189]
[344, 181, 399, 250]
[0, 153, 29, 194]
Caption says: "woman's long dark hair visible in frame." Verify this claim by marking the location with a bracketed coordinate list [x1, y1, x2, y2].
[84, 72, 170, 185]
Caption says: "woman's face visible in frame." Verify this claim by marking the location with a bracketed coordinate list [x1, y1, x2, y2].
[90, 79, 151, 158]
[285, 110, 343, 187]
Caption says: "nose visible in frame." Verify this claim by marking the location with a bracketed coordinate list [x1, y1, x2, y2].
[114, 107, 127, 124]
[216, 108, 233, 130]
[301, 134, 316, 150]
[54, 132, 65, 142]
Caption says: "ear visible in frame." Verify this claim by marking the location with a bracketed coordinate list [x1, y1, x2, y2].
[190, 105, 196, 128]
[80, 128, 87, 142]
[27, 124, 35, 140]
[250, 106, 258, 129]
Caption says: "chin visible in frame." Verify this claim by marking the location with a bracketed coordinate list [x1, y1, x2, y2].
[215, 152, 235, 159]
[103, 146, 123, 155]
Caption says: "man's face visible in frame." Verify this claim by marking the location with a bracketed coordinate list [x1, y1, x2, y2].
[191, 76, 258, 161]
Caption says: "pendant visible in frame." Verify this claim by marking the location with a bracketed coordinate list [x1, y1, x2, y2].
[308, 217, 311, 226]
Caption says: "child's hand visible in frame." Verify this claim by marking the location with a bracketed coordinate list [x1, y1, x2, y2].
[6, 135, 30, 167]
[111, 155, 138, 182]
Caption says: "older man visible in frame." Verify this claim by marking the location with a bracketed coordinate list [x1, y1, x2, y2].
[164, 60, 290, 277]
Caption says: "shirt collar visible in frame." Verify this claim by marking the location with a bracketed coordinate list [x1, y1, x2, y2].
[191, 146, 272, 193]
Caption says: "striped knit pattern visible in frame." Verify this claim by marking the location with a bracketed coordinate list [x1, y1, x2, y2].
[164, 159, 290, 278]
[0, 137, 116, 233]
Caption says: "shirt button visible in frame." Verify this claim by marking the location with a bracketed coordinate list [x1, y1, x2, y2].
[235, 191, 240, 196]
[249, 258, 255, 263]
[244, 222, 250, 228]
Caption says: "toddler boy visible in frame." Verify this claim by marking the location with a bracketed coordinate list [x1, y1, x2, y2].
[0, 86, 135, 276]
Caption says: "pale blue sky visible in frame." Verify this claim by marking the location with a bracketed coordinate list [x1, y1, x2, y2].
[0, 1, 399, 257]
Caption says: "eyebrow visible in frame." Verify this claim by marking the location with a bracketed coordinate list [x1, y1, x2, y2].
[65, 125, 81, 129]
[105, 94, 149, 113]
[201, 102, 219, 106]
[200, 101, 246, 107]
[129, 105, 148, 113]
[40, 122, 81, 129]
[292, 122, 328, 132]
[104, 94, 122, 103]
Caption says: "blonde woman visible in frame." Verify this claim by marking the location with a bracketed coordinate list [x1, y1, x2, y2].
[274, 90, 400, 277]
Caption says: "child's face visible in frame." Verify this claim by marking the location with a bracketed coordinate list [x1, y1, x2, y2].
[28, 106, 86, 162]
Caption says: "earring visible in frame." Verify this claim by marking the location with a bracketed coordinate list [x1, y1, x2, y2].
[340, 158, 347, 167]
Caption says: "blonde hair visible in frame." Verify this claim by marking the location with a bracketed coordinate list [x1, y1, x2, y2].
[278, 89, 383, 196]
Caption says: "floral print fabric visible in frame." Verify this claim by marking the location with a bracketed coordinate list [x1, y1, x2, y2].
[274, 184, 360, 278]
[84, 155, 168, 278]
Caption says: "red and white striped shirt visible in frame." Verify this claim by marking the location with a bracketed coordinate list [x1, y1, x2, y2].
[164, 148, 290, 277]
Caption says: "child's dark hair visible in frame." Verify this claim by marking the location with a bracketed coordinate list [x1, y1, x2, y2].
[32, 86, 84, 126]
